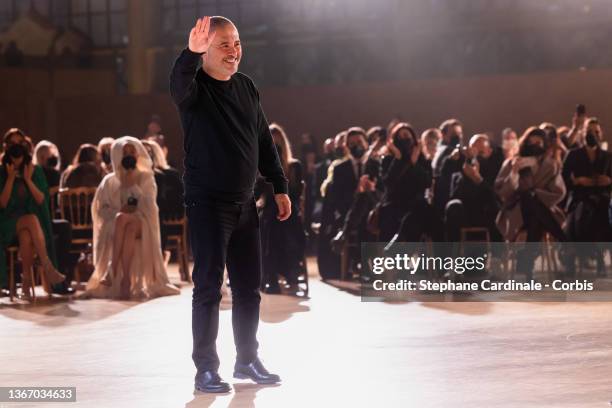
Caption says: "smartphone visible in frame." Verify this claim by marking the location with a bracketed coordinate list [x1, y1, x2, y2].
[576, 104, 586, 116]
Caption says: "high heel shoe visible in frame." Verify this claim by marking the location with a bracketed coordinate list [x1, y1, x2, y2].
[42, 257, 66, 286]
[19, 277, 34, 301]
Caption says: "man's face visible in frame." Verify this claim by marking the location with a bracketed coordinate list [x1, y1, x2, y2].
[347, 134, 367, 151]
[587, 122, 603, 141]
[203, 24, 242, 79]
[446, 125, 463, 144]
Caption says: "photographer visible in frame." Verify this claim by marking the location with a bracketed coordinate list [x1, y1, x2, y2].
[379, 122, 433, 243]
[85, 136, 179, 300]
[432, 119, 464, 228]
[0, 128, 65, 300]
[445, 134, 504, 242]
[495, 127, 567, 279]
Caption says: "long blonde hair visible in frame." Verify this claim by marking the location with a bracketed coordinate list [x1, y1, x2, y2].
[269, 123, 295, 177]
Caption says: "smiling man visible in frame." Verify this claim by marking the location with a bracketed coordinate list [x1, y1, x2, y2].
[170, 16, 290, 393]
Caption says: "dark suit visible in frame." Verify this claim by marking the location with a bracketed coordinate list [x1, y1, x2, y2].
[316, 157, 364, 279]
[562, 146, 612, 241]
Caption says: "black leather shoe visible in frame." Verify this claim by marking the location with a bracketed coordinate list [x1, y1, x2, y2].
[262, 284, 281, 295]
[52, 284, 75, 295]
[194, 371, 231, 393]
[234, 358, 281, 384]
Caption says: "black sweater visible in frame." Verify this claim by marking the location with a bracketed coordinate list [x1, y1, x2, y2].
[170, 48, 287, 204]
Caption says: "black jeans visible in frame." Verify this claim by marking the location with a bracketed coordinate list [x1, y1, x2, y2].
[187, 197, 262, 373]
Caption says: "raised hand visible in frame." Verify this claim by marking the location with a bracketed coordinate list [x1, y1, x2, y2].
[23, 163, 33, 181]
[189, 17, 217, 54]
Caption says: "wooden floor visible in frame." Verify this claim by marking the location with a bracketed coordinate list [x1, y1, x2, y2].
[1, 258, 612, 408]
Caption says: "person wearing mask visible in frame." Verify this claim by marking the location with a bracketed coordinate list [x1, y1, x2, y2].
[0, 128, 66, 299]
[317, 128, 368, 279]
[33, 140, 77, 295]
[445, 134, 504, 242]
[256, 124, 305, 294]
[495, 127, 567, 280]
[379, 122, 433, 244]
[97, 137, 114, 175]
[60, 144, 105, 189]
[85, 136, 180, 300]
[501, 127, 519, 160]
[562, 118, 612, 275]
[432, 119, 464, 222]
[170, 16, 288, 392]
[564, 107, 587, 150]
[33, 141, 62, 188]
[141, 139, 184, 251]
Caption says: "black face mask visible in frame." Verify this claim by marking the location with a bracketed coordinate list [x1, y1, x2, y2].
[334, 147, 345, 159]
[520, 144, 546, 157]
[394, 137, 414, 157]
[586, 131, 599, 148]
[8, 143, 26, 158]
[349, 145, 365, 159]
[326, 152, 335, 161]
[449, 134, 461, 147]
[121, 155, 137, 170]
[101, 151, 111, 165]
[46, 155, 58, 168]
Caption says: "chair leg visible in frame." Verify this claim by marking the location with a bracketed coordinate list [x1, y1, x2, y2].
[176, 238, 185, 281]
[182, 240, 191, 282]
[74, 264, 80, 290]
[340, 243, 348, 281]
[9, 252, 15, 302]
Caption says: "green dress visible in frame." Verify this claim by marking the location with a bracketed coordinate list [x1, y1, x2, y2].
[0, 165, 57, 287]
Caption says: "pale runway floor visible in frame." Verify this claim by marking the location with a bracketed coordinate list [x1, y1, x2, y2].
[1, 258, 612, 408]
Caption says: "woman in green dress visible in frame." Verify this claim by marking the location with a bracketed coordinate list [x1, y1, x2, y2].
[0, 128, 66, 300]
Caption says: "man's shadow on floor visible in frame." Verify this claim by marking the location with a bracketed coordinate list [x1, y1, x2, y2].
[185, 382, 280, 408]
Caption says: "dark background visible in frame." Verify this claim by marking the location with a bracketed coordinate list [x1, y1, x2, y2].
[1, 0, 611, 168]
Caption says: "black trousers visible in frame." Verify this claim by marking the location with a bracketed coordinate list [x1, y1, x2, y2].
[187, 198, 261, 373]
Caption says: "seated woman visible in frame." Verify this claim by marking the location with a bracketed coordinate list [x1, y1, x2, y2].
[85, 136, 179, 300]
[255, 124, 305, 294]
[142, 140, 184, 250]
[60, 143, 105, 189]
[0, 128, 66, 299]
[33, 140, 62, 188]
[495, 127, 567, 279]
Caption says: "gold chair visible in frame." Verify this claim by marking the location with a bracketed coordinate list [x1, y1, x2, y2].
[59, 187, 97, 284]
[161, 213, 190, 282]
[48, 186, 60, 220]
